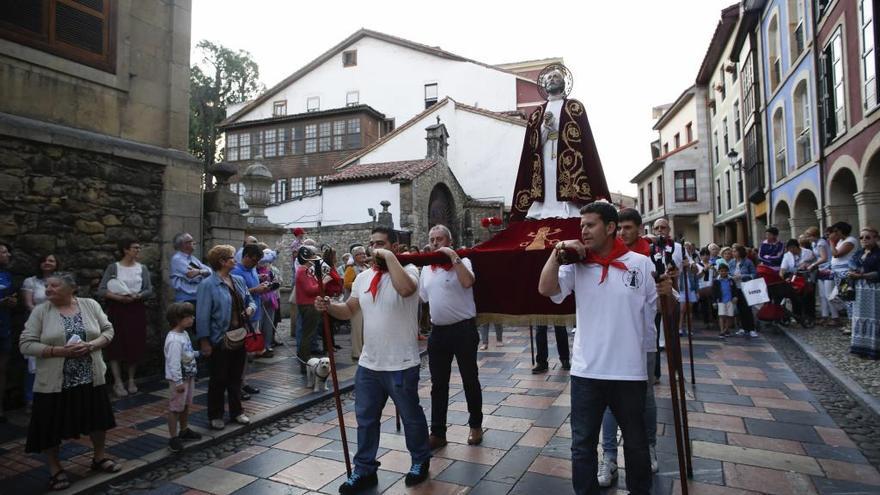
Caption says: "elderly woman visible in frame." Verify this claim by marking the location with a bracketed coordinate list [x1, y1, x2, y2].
[196, 245, 256, 430]
[344, 245, 369, 359]
[848, 227, 880, 359]
[256, 248, 280, 357]
[830, 222, 859, 333]
[21, 254, 61, 412]
[97, 239, 153, 397]
[20, 273, 119, 491]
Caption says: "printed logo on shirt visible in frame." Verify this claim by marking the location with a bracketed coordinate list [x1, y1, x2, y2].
[621, 267, 644, 290]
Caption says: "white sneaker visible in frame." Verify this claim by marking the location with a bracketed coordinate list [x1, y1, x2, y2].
[210, 419, 225, 430]
[597, 458, 618, 487]
[749, 330, 759, 338]
[735, 329, 746, 337]
[650, 445, 658, 473]
[234, 414, 250, 425]
[479, 343, 488, 350]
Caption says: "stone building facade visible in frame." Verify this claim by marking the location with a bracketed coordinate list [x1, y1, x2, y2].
[0, 0, 202, 392]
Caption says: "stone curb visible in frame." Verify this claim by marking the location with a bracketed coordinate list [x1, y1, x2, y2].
[780, 327, 880, 419]
[75, 349, 429, 495]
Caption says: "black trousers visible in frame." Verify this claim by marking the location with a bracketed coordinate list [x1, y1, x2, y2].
[535, 325, 570, 364]
[207, 343, 246, 420]
[571, 377, 651, 495]
[734, 288, 756, 332]
[428, 319, 483, 436]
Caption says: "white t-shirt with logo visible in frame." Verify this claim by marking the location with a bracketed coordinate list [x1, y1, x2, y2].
[550, 251, 657, 381]
[351, 265, 421, 372]
[418, 258, 477, 325]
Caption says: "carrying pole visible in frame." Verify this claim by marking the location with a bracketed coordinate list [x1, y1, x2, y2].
[681, 263, 696, 385]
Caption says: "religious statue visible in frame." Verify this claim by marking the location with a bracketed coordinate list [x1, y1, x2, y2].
[510, 64, 610, 221]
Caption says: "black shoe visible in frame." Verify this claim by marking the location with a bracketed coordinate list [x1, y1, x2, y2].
[168, 436, 184, 453]
[531, 363, 549, 374]
[179, 428, 202, 441]
[240, 390, 251, 401]
[561, 359, 571, 371]
[338, 471, 379, 494]
[405, 459, 430, 487]
[273, 340, 284, 346]
[242, 384, 260, 394]
[333, 344, 343, 350]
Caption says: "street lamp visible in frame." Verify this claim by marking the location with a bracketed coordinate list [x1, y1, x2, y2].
[726, 149, 751, 245]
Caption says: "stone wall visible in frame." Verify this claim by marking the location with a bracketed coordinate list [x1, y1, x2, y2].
[406, 161, 470, 248]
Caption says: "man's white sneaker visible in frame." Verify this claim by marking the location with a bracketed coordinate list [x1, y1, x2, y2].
[597, 459, 618, 487]
[650, 445, 658, 473]
[735, 329, 746, 336]
[749, 330, 759, 338]
[234, 414, 250, 425]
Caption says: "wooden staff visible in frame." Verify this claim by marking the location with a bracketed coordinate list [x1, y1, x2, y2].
[659, 285, 694, 485]
[681, 263, 696, 385]
[314, 260, 352, 477]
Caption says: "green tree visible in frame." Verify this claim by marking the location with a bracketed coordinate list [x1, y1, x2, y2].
[189, 40, 263, 186]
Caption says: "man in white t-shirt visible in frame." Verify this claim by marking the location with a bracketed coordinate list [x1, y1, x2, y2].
[316, 227, 431, 494]
[419, 225, 483, 450]
[539, 202, 669, 495]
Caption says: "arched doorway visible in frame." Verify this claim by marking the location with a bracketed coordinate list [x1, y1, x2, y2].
[861, 151, 880, 228]
[792, 189, 819, 237]
[773, 200, 792, 241]
[428, 183, 457, 243]
[827, 167, 860, 228]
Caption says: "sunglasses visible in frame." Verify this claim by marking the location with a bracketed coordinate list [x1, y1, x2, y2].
[860, 235, 876, 240]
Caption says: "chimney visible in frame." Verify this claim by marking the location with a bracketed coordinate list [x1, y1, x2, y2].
[425, 116, 449, 161]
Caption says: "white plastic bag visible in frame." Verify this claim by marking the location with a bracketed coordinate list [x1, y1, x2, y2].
[742, 278, 770, 306]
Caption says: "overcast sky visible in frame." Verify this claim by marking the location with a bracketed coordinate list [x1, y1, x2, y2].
[191, 0, 739, 196]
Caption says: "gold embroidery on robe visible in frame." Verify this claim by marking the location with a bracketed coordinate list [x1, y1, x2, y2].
[513, 107, 546, 214]
[559, 100, 592, 200]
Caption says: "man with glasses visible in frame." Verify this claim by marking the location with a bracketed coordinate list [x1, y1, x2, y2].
[170, 233, 212, 307]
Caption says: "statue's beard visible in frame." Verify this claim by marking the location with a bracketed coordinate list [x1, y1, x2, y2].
[545, 79, 565, 96]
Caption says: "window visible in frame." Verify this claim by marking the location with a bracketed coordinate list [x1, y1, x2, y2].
[304, 176, 318, 192]
[731, 62, 738, 83]
[347, 118, 361, 149]
[794, 80, 812, 166]
[639, 188, 645, 214]
[737, 169, 744, 204]
[769, 15, 781, 91]
[722, 117, 729, 154]
[332, 120, 345, 150]
[742, 55, 756, 116]
[773, 106, 787, 180]
[261, 129, 277, 158]
[0, 0, 116, 73]
[860, 0, 878, 110]
[290, 177, 303, 197]
[674, 170, 697, 202]
[307, 96, 320, 112]
[733, 101, 742, 142]
[647, 182, 654, 211]
[821, 28, 846, 143]
[319, 122, 331, 152]
[239, 133, 251, 160]
[305, 124, 317, 153]
[343, 50, 357, 67]
[725, 170, 732, 210]
[718, 71, 726, 100]
[713, 130, 719, 164]
[272, 178, 288, 203]
[346, 91, 359, 107]
[686, 122, 693, 143]
[674, 133, 680, 149]
[789, 0, 805, 59]
[424, 83, 438, 108]
[272, 100, 287, 117]
[290, 127, 303, 155]
[227, 133, 239, 161]
[663, 143, 669, 154]
[657, 176, 663, 207]
[716, 179, 722, 214]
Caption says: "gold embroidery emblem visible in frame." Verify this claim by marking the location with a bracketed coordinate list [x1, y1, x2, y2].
[520, 226, 563, 251]
[513, 106, 546, 214]
[558, 100, 592, 200]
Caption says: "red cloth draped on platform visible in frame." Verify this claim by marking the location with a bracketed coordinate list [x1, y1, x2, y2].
[396, 218, 581, 325]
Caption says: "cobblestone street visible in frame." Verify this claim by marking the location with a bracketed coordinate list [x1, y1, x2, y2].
[54, 322, 880, 495]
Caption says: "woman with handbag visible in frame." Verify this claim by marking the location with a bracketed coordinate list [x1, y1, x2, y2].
[848, 227, 880, 359]
[195, 245, 256, 431]
[806, 227, 836, 325]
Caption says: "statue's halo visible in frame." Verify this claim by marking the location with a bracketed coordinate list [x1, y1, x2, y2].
[537, 63, 573, 100]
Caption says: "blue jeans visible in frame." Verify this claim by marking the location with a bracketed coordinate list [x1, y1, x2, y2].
[353, 365, 431, 475]
[601, 352, 657, 461]
[571, 376, 651, 495]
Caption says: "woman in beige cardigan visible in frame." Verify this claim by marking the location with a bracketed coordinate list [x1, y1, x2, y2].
[20, 273, 120, 491]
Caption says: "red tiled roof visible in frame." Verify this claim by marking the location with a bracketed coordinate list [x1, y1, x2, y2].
[322, 159, 439, 185]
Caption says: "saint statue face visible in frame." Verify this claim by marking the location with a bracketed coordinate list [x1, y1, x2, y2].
[543, 70, 565, 97]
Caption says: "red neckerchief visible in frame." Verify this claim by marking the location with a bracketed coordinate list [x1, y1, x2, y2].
[583, 238, 630, 284]
[431, 262, 453, 271]
[365, 265, 386, 301]
[627, 237, 652, 257]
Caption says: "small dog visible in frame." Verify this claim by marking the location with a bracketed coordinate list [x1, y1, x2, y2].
[305, 357, 332, 392]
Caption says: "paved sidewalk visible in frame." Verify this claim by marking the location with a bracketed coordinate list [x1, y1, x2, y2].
[133, 324, 880, 495]
[0, 322, 411, 494]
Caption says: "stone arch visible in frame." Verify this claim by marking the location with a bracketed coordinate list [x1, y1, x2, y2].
[858, 145, 880, 228]
[773, 200, 792, 241]
[826, 165, 860, 228]
[791, 188, 819, 237]
[428, 182, 457, 243]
